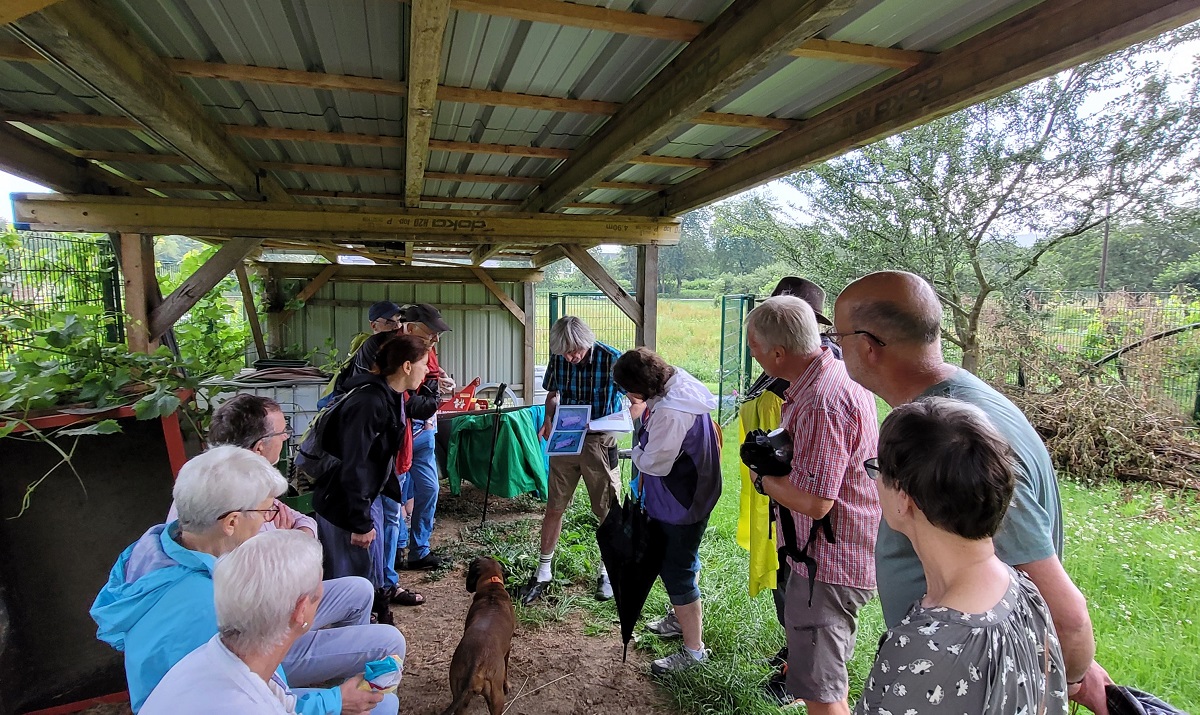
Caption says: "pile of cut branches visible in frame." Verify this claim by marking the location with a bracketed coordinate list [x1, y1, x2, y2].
[1003, 379, 1200, 491]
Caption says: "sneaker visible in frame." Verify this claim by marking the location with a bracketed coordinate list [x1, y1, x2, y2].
[646, 607, 683, 639]
[651, 646, 710, 675]
[400, 552, 444, 570]
[596, 574, 614, 601]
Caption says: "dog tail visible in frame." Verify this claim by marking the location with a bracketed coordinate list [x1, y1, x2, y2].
[439, 686, 475, 715]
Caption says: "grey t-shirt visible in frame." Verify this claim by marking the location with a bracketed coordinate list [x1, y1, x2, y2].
[854, 567, 1068, 715]
[876, 368, 1064, 627]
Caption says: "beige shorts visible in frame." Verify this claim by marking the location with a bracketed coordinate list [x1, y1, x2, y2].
[785, 578, 874, 703]
[546, 431, 620, 520]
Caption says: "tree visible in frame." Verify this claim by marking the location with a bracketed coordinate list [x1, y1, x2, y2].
[762, 29, 1200, 370]
[710, 194, 779, 275]
[660, 207, 714, 294]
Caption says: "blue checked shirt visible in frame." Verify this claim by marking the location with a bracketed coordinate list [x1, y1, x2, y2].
[542, 342, 625, 418]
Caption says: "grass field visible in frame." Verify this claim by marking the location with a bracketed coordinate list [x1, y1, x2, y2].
[514, 298, 1200, 712]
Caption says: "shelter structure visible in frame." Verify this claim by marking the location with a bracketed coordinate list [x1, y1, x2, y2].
[1, 0, 1199, 392]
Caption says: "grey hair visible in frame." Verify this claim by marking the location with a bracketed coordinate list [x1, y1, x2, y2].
[173, 445, 287, 532]
[214, 530, 322, 654]
[549, 316, 596, 355]
[746, 295, 822, 355]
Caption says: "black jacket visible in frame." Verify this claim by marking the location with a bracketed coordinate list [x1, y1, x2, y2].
[332, 330, 440, 421]
[313, 373, 406, 534]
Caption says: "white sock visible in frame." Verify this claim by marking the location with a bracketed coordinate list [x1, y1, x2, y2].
[535, 553, 553, 582]
[685, 643, 707, 660]
[598, 563, 609, 580]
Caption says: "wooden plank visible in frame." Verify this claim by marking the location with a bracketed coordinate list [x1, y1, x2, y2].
[275, 262, 544, 283]
[148, 237, 263, 340]
[635, 244, 659, 349]
[451, 0, 701, 42]
[530, 245, 567, 268]
[10, 0, 288, 201]
[562, 244, 641, 325]
[0, 1, 63, 25]
[118, 233, 150, 353]
[627, 0, 1200, 217]
[427, 172, 541, 186]
[0, 123, 139, 195]
[790, 38, 930, 69]
[406, 0, 453, 207]
[630, 155, 715, 169]
[522, 280, 536, 403]
[520, 0, 856, 212]
[470, 244, 508, 265]
[235, 263, 268, 361]
[12, 194, 682, 243]
[693, 112, 795, 132]
[469, 267, 526, 324]
[278, 263, 340, 324]
[594, 180, 668, 192]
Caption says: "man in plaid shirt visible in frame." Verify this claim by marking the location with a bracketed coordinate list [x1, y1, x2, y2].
[519, 316, 625, 605]
[746, 296, 880, 715]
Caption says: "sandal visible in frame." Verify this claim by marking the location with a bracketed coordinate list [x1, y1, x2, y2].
[389, 587, 426, 607]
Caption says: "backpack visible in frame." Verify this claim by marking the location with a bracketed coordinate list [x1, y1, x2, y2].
[291, 384, 375, 492]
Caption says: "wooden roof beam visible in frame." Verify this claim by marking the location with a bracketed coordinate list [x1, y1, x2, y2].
[406, 0, 452, 207]
[470, 244, 509, 265]
[519, 0, 857, 213]
[9, 0, 287, 202]
[274, 262, 544, 283]
[0, 1, 63, 25]
[628, 0, 1200, 217]
[530, 245, 567, 268]
[12, 194, 681, 243]
[790, 38, 930, 69]
[0, 123, 140, 195]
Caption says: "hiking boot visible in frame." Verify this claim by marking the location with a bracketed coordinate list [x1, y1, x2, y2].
[371, 589, 396, 626]
[646, 607, 683, 638]
[651, 646, 710, 675]
[595, 574, 614, 601]
[400, 552, 444, 571]
[518, 577, 551, 606]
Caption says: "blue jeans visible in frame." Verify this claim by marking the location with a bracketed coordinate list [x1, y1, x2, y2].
[381, 495, 404, 588]
[396, 428, 439, 561]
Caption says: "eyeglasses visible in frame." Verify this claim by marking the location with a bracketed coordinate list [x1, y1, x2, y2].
[254, 429, 290, 446]
[218, 506, 281, 521]
[863, 458, 881, 480]
[827, 330, 887, 347]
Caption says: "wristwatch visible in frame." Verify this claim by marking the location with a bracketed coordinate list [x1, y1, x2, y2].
[753, 472, 767, 496]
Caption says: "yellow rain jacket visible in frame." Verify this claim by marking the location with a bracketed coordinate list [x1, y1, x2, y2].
[736, 383, 784, 597]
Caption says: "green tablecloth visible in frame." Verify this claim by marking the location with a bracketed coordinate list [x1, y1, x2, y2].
[446, 405, 548, 501]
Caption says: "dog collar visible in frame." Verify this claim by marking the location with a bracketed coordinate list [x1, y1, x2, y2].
[486, 575, 504, 586]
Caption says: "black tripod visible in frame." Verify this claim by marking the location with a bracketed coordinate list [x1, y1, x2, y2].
[479, 382, 507, 527]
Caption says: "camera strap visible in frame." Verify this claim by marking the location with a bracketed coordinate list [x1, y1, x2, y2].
[772, 505, 836, 607]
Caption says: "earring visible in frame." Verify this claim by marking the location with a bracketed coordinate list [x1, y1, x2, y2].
[302, 621, 309, 629]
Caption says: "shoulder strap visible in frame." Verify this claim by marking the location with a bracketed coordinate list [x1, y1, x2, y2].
[772, 505, 836, 607]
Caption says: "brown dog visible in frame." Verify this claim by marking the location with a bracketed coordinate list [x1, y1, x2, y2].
[441, 556, 516, 715]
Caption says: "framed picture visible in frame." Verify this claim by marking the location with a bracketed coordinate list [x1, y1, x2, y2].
[546, 430, 586, 456]
[554, 405, 592, 431]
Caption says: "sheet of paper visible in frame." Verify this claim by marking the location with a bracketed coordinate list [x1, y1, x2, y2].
[588, 407, 633, 433]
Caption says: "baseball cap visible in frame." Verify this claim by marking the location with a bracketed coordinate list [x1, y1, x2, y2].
[368, 301, 402, 323]
[403, 303, 452, 333]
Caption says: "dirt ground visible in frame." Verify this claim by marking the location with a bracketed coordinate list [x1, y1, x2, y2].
[80, 486, 674, 715]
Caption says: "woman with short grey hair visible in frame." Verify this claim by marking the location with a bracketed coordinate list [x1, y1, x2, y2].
[548, 315, 596, 357]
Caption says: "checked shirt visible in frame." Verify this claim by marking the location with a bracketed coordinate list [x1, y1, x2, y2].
[542, 341, 624, 418]
[780, 347, 881, 590]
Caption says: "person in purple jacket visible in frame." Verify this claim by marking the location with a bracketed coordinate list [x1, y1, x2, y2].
[612, 347, 721, 675]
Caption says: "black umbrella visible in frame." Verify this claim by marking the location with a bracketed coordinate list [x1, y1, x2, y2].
[1106, 685, 1187, 715]
[596, 489, 666, 661]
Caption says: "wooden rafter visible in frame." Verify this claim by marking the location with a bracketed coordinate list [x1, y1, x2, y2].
[0, 123, 139, 195]
[520, 0, 856, 213]
[451, 0, 701, 42]
[561, 244, 641, 325]
[12, 194, 682, 243]
[530, 245, 567, 268]
[470, 244, 509, 265]
[406, 0, 453, 207]
[0, 1, 62, 25]
[274, 262, 543, 283]
[278, 263, 341, 323]
[9, 0, 287, 202]
[790, 39, 929, 69]
[469, 266, 526, 324]
[627, 0, 1200, 217]
[148, 237, 262, 340]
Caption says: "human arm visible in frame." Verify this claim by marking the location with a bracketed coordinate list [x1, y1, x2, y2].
[761, 406, 852, 521]
[336, 393, 389, 534]
[760, 476, 834, 521]
[271, 499, 317, 537]
[630, 407, 692, 477]
[539, 390, 560, 440]
[405, 376, 441, 422]
[338, 676, 385, 714]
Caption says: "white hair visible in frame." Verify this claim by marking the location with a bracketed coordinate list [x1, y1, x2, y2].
[549, 316, 596, 355]
[173, 445, 287, 532]
[214, 530, 322, 654]
[746, 295, 822, 355]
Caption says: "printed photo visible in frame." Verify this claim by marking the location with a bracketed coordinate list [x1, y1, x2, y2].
[547, 430, 586, 456]
[555, 405, 592, 431]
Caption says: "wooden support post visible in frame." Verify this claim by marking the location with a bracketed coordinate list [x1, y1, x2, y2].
[119, 233, 150, 353]
[636, 244, 659, 350]
[148, 237, 263, 340]
[469, 267, 526, 324]
[278, 263, 341, 324]
[235, 263, 268, 361]
[262, 266, 285, 354]
[561, 244, 642, 326]
[522, 281, 536, 404]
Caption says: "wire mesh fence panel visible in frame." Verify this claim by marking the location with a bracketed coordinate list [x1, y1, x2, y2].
[539, 291, 636, 366]
[1, 232, 123, 368]
[717, 294, 756, 425]
[977, 291, 1200, 418]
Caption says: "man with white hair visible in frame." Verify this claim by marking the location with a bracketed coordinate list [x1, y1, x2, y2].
[520, 316, 625, 605]
[92, 446, 399, 715]
[745, 296, 880, 715]
[141, 530, 398, 714]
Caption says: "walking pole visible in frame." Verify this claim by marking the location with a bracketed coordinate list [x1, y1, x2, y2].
[480, 383, 507, 527]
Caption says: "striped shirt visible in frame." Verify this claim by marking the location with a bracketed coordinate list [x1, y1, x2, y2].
[780, 347, 881, 590]
[542, 342, 625, 418]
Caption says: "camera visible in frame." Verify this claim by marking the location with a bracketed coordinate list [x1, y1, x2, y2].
[740, 427, 793, 477]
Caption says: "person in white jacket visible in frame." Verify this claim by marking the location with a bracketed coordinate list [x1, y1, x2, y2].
[612, 347, 721, 675]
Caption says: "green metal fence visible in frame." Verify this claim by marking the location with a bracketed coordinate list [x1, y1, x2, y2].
[717, 294, 757, 425]
[539, 291, 636, 365]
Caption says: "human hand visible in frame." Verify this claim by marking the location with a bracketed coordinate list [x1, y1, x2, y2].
[629, 398, 647, 420]
[1069, 661, 1113, 715]
[350, 529, 377, 548]
[538, 422, 551, 440]
[438, 376, 456, 394]
[338, 676, 384, 714]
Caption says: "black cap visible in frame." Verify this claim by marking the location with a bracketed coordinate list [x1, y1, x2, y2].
[770, 277, 831, 326]
[368, 301, 402, 322]
[403, 303, 452, 333]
